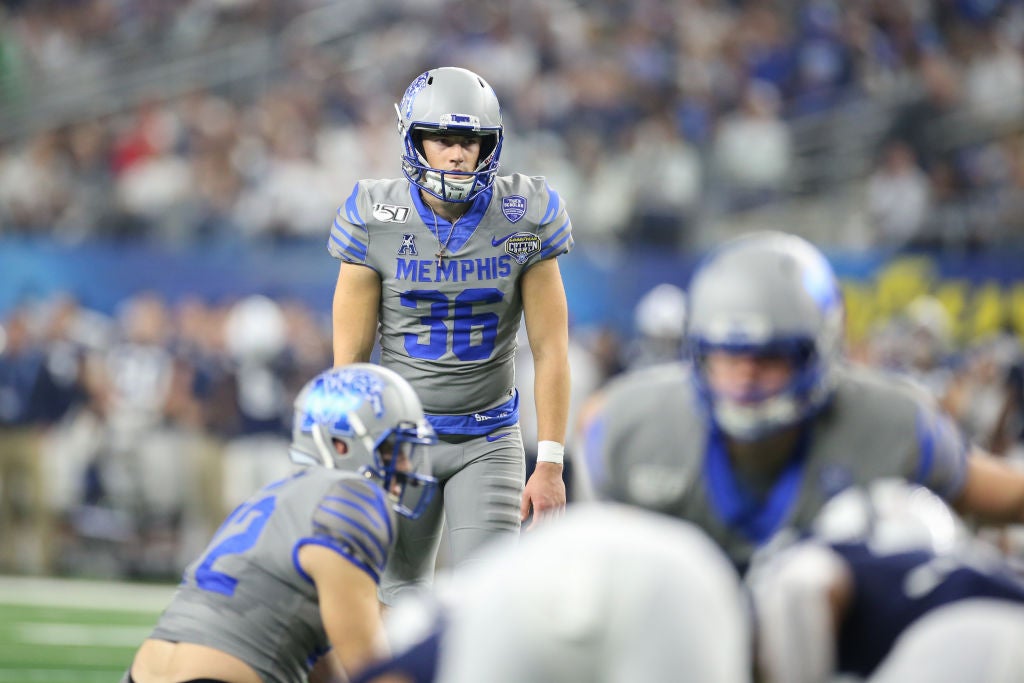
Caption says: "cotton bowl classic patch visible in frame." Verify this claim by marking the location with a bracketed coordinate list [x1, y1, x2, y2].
[505, 232, 540, 264]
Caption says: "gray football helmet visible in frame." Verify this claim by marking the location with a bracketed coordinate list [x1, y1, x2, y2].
[686, 231, 845, 440]
[812, 478, 969, 555]
[289, 364, 437, 519]
[395, 67, 503, 203]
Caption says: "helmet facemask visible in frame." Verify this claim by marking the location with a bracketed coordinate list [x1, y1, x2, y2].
[686, 231, 845, 441]
[289, 365, 439, 519]
[692, 337, 837, 441]
[394, 68, 504, 203]
[360, 419, 437, 520]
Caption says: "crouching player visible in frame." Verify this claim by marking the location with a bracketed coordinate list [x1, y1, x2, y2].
[124, 364, 437, 683]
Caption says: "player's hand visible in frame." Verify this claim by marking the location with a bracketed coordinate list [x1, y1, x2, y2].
[521, 462, 566, 530]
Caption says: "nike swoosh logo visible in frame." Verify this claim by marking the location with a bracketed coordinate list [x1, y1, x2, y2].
[485, 432, 512, 442]
[491, 232, 518, 247]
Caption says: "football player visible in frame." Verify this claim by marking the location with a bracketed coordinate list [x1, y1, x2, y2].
[581, 230, 1024, 571]
[748, 479, 1024, 683]
[328, 67, 573, 605]
[123, 364, 437, 683]
[354, 503, 751, 683]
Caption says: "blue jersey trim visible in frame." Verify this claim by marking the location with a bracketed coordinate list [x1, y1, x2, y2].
[293, 537, 380, 585]
[914, 408, 936, 486]
[336, 481, 394, 543]
[314, 506, 388, 564]
[541, 185, 561, 224]
[330, 227, 368, 261]
[344, 185, 364, 226]
[409, 183, 493, 255]
[323, 495, 385, 531]
[541, 219, 570, 249]
[425, 391, 519, 436]
[582, 411, 608, 494]
[704, 423, 812, 544]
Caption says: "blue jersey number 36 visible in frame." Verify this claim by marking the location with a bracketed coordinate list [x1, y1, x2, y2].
[401, 287, 503, 361]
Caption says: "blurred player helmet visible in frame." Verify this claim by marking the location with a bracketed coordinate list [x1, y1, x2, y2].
[687, 231, 845, 440]
[812, 478, 969, 555]
[634, 283, 687, 340]
[290, 364, 438, 519]
[396, 67, 503, 203]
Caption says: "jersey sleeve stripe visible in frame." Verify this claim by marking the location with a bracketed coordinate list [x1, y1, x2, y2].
[541, 219, 570, 249]
[540, 226, 573, 257]
[330, 221, 368, 260]
[314, 506, 388, 564]
[343, 185, 365, 226]
[913, 408, 936, 486]
[541, 186, 561, 225]
[294, 537, 381, 584]
[323, 495, 385, 530]
[337, 481, 393, 537]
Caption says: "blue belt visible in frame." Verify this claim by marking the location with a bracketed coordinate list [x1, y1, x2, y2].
[425, 391, 519, 436]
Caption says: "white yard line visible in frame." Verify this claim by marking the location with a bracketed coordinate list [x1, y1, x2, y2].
[14, 622, 152, 647]
[0, 576, 175, 611]
[0, 671, 123, 683]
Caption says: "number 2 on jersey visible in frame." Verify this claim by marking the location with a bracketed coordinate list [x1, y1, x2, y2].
[401, 287, 503, 361]
[195, 495, 277, 596]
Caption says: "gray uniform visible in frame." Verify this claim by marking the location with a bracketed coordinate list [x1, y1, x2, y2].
[328, 175, 573, 600]
[585, 362, 969, 569]
[435, 504, 751, 683]
[145, 468, 395, 683]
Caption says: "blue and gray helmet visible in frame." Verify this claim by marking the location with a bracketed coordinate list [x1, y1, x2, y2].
[290, 364, 438, 519]
[686, 231, 845, 440]
[395, 67, 503, 203]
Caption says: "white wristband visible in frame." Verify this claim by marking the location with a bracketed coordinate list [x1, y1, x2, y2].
[536, 440, 565, 465]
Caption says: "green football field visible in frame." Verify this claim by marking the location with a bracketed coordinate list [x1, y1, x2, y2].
[0, 576, 175, 683]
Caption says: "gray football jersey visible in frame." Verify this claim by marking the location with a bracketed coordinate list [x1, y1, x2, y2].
[150, 468, 396, 683]
[327, 175, 573, 415]
[587, 362, 969, 569]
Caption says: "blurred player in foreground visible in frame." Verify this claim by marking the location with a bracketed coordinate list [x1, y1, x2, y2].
[124, 364, 437, 683]
[582, 230, 1024, 571]
[354, 503, 752, 683]
[748, 479, 1024, 683]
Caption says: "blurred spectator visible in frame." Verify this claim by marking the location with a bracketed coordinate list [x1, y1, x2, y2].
[866, 141, 931, 248]
[218, 294, 297, 513]
[0, 306, 48, 572]
[625, 114, 703, 249]
[625, 282, 688, 371]
[711, 80, 793, 210]
[962, 24, 1024, 128]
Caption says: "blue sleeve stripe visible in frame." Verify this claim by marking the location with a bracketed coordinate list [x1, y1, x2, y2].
[343, 185, 365, 226]
[339, 481, 392, 533]
[541, 185, 561, 224]
[331, 222, 368, 260]
[323, 495, 384, 531]
[315, 506, 388, 561]
[293, 537, 380, 585]
[540, 232, 572, 258]
[329, 231, 368, 261]
[914, 409, 936, 485]
[583, 412, 608, 494]
[541, 219, 571, 249]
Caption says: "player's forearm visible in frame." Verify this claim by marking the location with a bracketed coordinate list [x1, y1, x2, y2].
[331, 302, 377, 366]
[532, 354, 570, 445]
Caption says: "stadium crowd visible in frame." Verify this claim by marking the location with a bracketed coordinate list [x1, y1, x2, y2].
[0, 0, 1022, 250]
[2, 284, 1024, 579]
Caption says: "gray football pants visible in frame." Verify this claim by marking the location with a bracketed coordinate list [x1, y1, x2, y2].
[379, 425, 525, 605]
